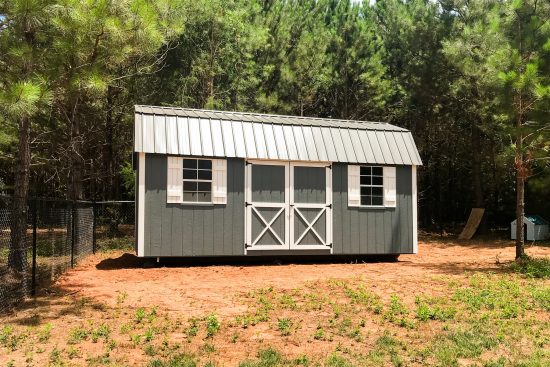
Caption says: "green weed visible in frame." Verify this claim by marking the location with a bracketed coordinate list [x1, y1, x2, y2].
[67, 326, 88, 344]
[38, 323, 53, 343]
[432, 328, 499, 366]
[415, 295, 456, 321]
[277, 318, 292, 336]
[325, 352, 353, 367]
[91, 324, 110, 343]
[239, 347, 282, 367]
[509, 257, 550, 279]
[0, 326, 24, 351]
[206, 314, 220, 338]
[186, 318, 199, 338]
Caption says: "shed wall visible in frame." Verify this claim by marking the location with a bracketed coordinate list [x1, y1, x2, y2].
[332, 164, 414, 254]
[143, 154, 245, 256]
[142, 156, 415, 256]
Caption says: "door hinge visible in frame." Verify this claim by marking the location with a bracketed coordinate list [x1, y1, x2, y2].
[245, 243, 250, 248]
[329, 243, 333, 248]
[326, 204, 332, 209]
[245, 202, 251, 207]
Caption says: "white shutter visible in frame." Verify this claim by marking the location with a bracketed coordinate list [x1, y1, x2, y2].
[384, 166, 397, 207]
[348, 165, 360, 207]
[167, 156, 183, 203]
[212, 159, 227, 204]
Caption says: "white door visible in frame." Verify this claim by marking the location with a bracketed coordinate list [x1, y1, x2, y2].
[290, 163, 332, 250]
[246, 161, 331, 252]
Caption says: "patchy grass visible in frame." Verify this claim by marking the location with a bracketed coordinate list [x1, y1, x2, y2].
[1, 261, 549, 366]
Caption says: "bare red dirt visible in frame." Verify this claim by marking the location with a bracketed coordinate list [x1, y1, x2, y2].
[1, 235, 549, 366]
[54, 235, 550, 318]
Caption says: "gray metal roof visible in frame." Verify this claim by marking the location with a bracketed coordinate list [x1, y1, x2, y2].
[134, 105, 422, 165]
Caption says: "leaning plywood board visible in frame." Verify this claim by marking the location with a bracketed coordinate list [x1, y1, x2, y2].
[458, 208, 485, 240]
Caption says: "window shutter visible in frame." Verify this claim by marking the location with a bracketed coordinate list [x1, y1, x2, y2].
[212, 159, 227, 204]
[167, 156, 183, 203]
[383, 166, 397, 207]
[348, 165, 360, 207]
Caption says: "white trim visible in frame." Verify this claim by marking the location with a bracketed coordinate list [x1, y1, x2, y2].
[212, 159, 227, 204]
[245, 160, 331, 252]
[137, 152, 145, 257]
[383, 166, 397, 207]
[412, 165, 418, 254]
[348, 165, 360, 207]
[289, 162, 332, 251]
[245, 160, 290, 251]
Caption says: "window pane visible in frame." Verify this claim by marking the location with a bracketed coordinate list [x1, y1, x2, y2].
[183, 192, 197, 202]
[197, 182, 211, 192]
[184, 181, 197, 191]
[372, 167, 383, 176]
[183, 159, 197, 169]
[360, 166, 371, 176]
[198, 170, 212, 180]
[372, 187, 383, 196]
[360, 196, 370, 206]
[197, 192, 211, 202]
[372, 196, 383, 206]
[360, 186, 370, 196]
[183, 169, 197, 179]
[198, 160, 212, 169]
[372, 176, 383, 186]
[360, 176, 371, 185]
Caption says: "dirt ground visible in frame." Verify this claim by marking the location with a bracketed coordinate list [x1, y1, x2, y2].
[54, 235, 550, 317]
[1, 234, 549, 366]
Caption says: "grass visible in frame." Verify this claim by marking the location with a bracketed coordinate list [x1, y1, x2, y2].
[509, 256, 550, 279]
[1, 262, 549, 366]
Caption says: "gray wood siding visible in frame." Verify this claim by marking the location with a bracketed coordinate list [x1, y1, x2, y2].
[144, 154, 245, 256]
[332, 164, 413, 254]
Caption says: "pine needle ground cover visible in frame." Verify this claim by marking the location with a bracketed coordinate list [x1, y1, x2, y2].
[0, 238, 548, 367]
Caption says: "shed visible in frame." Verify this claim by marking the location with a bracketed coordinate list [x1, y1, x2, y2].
[133, 105, 422, 258]
[511, 215, 550, 241]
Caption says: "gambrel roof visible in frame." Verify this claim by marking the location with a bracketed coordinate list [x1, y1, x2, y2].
[134, 105, 422, 165]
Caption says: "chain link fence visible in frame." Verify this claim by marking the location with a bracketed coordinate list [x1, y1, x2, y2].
[94, 201, 135, 252]
[0, 197, 135, 313]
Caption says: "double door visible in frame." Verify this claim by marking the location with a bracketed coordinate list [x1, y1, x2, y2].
[245, 161, 332, 251]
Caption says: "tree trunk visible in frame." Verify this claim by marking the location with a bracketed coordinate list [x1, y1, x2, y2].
[471, 124, 487, 234]
[515, 151, 525, 259]
[104, 87, 115, 200]
[9, 116, 32, 272]
[69, 116, 84, 201]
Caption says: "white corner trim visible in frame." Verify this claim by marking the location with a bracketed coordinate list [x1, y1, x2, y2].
[137, 152, 145, 257]
[412, 165, 418, 254]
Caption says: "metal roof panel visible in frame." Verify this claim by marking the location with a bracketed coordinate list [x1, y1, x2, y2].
[134, 106, 422, 165]
[188, 118, 202, 156]
[176, 117, 190, 155]
[165, 116, 179, 154]
[143, 114, 155, 153]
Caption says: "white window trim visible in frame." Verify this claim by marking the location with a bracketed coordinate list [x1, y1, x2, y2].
[182, 157, 214, 205]
[359, 165, 385, 208]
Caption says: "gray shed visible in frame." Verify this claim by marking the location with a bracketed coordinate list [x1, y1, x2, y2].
[133, 105, 422, 257]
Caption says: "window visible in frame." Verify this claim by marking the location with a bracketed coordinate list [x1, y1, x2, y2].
[183, 158, 212, 203]
[360, 166, 384, 206]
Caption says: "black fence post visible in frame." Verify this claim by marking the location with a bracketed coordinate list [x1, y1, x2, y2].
[92, 202, 97, 254]
[71, 201, 76, 268]
[31, 199, 38, 297]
